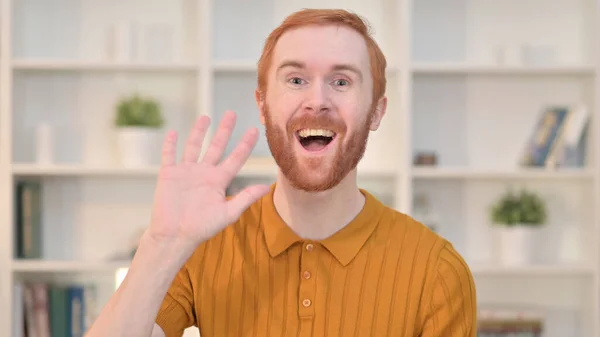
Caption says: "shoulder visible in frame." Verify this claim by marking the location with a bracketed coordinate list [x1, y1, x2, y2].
[377, 205, 476, 297]
[389, 210, 478, 336]
[419, 239, 478, 336]
[382, 206, 474, 279]
[376, 205, 449, 259]
[425, 236, 476, 303]
[377, 207, 477, 335]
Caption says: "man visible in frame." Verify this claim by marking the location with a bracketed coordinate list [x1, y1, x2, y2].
[86, 8, 477, 337]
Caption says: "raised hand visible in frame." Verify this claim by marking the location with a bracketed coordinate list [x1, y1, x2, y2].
[148, 111, 271, 249]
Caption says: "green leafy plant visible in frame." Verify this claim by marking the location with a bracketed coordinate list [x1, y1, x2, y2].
[114, 94, 164, 128]
[490, 188, 547, 227]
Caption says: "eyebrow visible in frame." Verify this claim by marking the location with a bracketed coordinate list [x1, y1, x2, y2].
[276, 60, 363, 82]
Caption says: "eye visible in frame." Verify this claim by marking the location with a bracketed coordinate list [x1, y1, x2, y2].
[334, 79, 349, 86]
[288, 77, 305, 85]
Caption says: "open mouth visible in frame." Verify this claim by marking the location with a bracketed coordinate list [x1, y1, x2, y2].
[296, 128, 336, 152]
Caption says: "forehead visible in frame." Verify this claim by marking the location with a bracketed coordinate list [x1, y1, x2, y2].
[271, 24, 370, 74]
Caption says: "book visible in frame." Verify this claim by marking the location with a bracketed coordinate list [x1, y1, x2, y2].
[15, 180, 43, 259]
[519, 106, 570, 167]
[14, 281, 97, 337]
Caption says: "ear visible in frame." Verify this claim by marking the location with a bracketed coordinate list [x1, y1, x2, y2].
[369, 96, 387, 131]
[255, 89, 266, 125]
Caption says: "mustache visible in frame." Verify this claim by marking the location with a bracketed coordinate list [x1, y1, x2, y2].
[286, 114, 347, 134]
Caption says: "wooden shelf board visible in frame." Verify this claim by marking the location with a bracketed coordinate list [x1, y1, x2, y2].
[11, 259, 131, 273]
[412, 167, 595, 180]
[13, 59, 198, 71]
[412, 62, 595, 75]
[470, 264, 595, 277]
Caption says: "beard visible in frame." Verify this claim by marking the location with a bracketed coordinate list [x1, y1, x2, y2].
[263, 102, 374, 192]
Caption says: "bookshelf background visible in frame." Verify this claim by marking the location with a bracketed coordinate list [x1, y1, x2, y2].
[0, 0, 598, 336]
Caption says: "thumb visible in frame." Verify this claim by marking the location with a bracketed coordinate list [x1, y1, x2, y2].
[226, 184, 271, 221]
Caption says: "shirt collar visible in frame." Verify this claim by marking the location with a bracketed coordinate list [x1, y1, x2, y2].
[260, 183, 386, 266]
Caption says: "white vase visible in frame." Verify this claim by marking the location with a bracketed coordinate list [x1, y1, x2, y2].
[109, 21, 137, 62]
[497, 225, 534, 266]
[558, 224, 581, 264]
[116, 127, 161, 167]
[35, 123, 54, 164]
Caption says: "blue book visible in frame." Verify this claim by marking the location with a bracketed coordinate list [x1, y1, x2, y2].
[520, 106, 570, 167]
[67, 286, 85, 337]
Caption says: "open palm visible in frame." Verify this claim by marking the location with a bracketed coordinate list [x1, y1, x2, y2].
[148, 111, 271, 247]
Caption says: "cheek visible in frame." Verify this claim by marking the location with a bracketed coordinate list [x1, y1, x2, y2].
[267, 92, 302, 121]
[336, 99, 367, 124]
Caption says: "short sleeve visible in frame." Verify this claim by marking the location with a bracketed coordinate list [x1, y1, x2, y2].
[420, 242, 477, 337]
[155, 263, 196, 337]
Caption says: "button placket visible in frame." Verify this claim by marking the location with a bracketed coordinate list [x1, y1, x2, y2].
[298, 241, 317, 318]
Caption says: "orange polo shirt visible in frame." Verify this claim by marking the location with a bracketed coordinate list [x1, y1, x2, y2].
[155, 184, 477, 336]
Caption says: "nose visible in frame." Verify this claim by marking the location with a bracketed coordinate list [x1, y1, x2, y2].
[302, 81, 331, 114]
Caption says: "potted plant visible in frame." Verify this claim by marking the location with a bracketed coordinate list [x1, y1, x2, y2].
[114, 94, 165, 167]
[489, 187, 547, 266]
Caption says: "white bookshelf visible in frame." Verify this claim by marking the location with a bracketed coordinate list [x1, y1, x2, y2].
[0, 0, 598, 336]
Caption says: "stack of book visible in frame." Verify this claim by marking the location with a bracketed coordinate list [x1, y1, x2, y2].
[478, 309, 544, 337]
[13, 281, 97, 337]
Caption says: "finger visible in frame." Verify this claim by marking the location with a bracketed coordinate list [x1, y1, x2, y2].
[160, 130, 178, 167]
[201, 111, 237, 165]
[226, 184, 271, 222]
[182, 115, 211, 163]
[219, 127, 259, 179]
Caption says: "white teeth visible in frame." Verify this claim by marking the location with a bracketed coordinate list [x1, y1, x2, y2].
[298, 129, 335, 138]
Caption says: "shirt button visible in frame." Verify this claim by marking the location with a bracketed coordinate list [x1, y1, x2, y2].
[302, 271, 311, 280]
[302, 298, 312, 307]
[305, 243, 314, 251]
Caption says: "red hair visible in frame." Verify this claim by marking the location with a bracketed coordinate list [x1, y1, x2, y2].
[256, 8, 387, 103]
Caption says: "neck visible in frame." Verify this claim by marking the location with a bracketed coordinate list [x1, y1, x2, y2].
[273, 170, 366, 240]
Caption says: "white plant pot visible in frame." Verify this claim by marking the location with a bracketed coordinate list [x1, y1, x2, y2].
[116, 127, 161, 167]
[497, 225, 535, 266]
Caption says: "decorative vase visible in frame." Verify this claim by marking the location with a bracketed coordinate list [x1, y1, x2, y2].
[109, 21, 136, 63]
[35, 123, 54, 164]
[116, 127, 160, 167]
[497, 225, 534, 266]
[558, 223, 581, 264]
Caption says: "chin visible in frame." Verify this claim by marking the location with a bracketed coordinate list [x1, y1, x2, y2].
[296, 151, 336, 169]
[266, 122, 365, 193]
[285, 157, 349, 192]
[287, 175, 341, 193]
